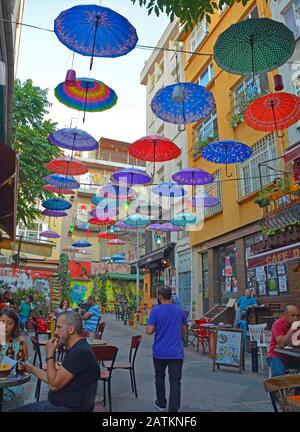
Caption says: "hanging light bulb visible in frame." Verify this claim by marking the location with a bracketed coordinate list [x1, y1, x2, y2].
[172, 84, 184, 102]
[69, 225, 75, 233]
[156, 235, 161, 245]
[124, 201, 129, 211]
[71, 234, 76, 241]
[81, 205, 87, 213]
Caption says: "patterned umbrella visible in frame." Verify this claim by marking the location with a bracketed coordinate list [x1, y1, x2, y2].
[146, 222, 182, 232]
[98, 232, 118, 239]
[54, 4, 138, 69]
[191, 192, 221, 208]
[89, 217, 115, 226]
[172, 168, 214, 186]
[42, 185, 75, 195]
[47, 156, 88, 176]
[111, 167, 152, 185]
[99, 183, 136, 200]
[40, 230, 60, 239]
[42, 198, 72, 211]
[44, 174, 80, 190]
[72, 240, 92, 248]
[114, 221, 140, 230]
[122, 213, 149, 227]
[42, 209, 68, 217]
[214, 18, 295, 77]
[107, 239, 127, 246]
[48, 128, 98, 152]
[171, 212, 200, 226]
[151, 82, 215, 124]
[201, 140, 252, 177]
[244, 92, 300, 137]
[55, 77, 117, 122]
[152, 182, 186, 197]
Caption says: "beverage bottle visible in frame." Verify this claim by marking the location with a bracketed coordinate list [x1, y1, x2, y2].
[16, 340, 26, 374]
[6, 340, 15, 359]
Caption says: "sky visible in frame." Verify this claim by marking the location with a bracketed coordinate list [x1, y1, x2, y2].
[16, 0, 170, 143]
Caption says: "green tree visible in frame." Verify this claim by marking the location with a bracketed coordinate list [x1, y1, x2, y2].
[12, 79, 61, 227]
[130, 0, 269, 28]
[58, 253, 72, 301]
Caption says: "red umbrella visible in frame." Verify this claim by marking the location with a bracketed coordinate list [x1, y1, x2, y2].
[97, 232, 118, 239]
[47, 156, 89, 175]
[244, 92, 300, 137]
[89, 217, 115, 226]
[42, 184, 75, 194]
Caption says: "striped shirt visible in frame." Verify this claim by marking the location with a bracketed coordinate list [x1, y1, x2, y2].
[84, 303, 101, 332]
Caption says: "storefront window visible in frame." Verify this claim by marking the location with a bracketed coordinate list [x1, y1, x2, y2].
[218, 243, 238, 303]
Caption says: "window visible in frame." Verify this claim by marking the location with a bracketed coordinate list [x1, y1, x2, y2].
[198, 63, 214, 87]
[194, 111, 219, 144]
[283, 0, 300, 38]
[204, 169, 222, 217]
[190, 19, 208, 53]
[238, 133, 279, 198]
[247, 5, 259, 19]
[17, 222, 46, 241]
[233, 76, 261, 114]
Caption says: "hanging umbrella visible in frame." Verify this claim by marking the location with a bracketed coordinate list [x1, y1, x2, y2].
[42, 184, 75, 195]
[89, 217, 115, 226]
[42, 209, 68, 217]
[114, 221, 139, 230]
[114, 259, 127, 264]
[152, 182, 186, 197]
[172, 168, 214, 186]
[171, 212, 200, 226]
[122, 213, 149, 227]
[244, 92, 300, 137]
[137, 201, 161, 218]
[44, 174, 80, 190]
[191, 192, 221, 208]
[213, 18, 295, 78]
[90, 207, 118, 218]
[201, 140, 252, 177]
[76, 223, 99, 232]
[111, 167, 152, 185]
[63, 246, 81, 253]
[54, 4, 138, 69]
[99, 183, 136, 200]
[42, 198, 72, 211]
[55, 77, 117, 122]
[107, 239, 127, 246]
[40, 230, 60, 239]
[91, 194, 106, 205]
[146, 222, 183, 232]
[47, 156, 88, 176]
[111, 254, 125, 261]
[151, 82, 215, 125]
[72, 240, 92, 248]
[48, 128, 98, 151]
[98, 232, 118, 239]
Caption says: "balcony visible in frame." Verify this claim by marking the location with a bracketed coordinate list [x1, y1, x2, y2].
[192, 113, 219, 160]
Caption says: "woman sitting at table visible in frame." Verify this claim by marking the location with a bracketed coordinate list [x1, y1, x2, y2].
[55, 299, 73, 319]
[0, 307, 29, 411]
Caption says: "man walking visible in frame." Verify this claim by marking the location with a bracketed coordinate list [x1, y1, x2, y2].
[146, 285, 187, 412]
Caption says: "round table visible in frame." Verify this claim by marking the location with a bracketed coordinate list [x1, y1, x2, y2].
[0, 372, 31, 411]
[87, 339, 107, 347]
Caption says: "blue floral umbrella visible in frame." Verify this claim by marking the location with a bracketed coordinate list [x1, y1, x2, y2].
[54, 4, 138, 70]
[44, 174, 80, 189]
[48, 128, 98, 152]
[72, 239, 92, 248]
[201, 140, 252, 177]
[151, 82, 215, 125]
[42, 198, 72, 211]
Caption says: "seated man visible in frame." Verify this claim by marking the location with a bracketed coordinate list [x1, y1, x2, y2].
[267, 305, 300, 377]
[82, 295, 101, 332]
[15, 311, 100, 412]
[234, 289, 257, 328]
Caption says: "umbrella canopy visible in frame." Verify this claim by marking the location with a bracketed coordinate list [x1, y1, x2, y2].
[101, 256, 112, 262]
[201, 140, 252, 177]
[42, 209, 68, 217]
[137, 201, 161, 217]
[76, 223, 99, 232]
[244, 92, 300, 134]
[99, 183, 136, 200]
[111, 167, 152, 185]
[55, 77, 117, 122]
[72, 240, 92, 248]
[40, 230, 60, 239]
[129, 135, 181, 163]
[111, 254, 125, 261]
[107, 239, 127, 246]
[47, 156, 88, 176]
[146, 222, 183, 232]
[172, 168, 214, 185]
[91, 194, 106, 205]
[98, 232, 118, 239]
[191, 192, 221, 208]
[151, 82, 215, 124]
[48, 128, 98, 151]
[63, 247, 81, 253]
[213, 18, 295, 76]
[122, 213, 149, 227]
[171, 212, 200, 226]
[44, 174, 80, 190]
[42, 198, 72, 211]
[90, 206, 119, 219]
[89, 217, 115, 226]
[42, 184, 75, 195]
[114, 221, 139, 230]
[152, 182, 186, 197]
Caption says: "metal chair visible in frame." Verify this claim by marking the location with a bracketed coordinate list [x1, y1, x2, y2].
[248, 324, 268, 370]
[264, 373, 300, 412]
[191, 319, 211, 354]
[97, 321, 105, 339]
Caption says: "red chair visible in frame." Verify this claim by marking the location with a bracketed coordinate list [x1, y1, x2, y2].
[104, 335, 142, 398]
[192, 319, 211, 354]
[91, 345, 118, 412]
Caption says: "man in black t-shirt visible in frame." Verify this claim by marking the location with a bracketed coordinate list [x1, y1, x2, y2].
[15, 311, 100, 412]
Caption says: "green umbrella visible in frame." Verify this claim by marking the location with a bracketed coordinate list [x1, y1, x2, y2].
[213, 18, 295, 77]
[171, 212, 200, 227]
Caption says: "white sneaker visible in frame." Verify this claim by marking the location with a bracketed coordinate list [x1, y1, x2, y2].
[154, 400, 167, 412]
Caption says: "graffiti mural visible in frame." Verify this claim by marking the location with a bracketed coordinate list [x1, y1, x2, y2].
[70, 280, 93, 307]
[0, 266, 53, 295]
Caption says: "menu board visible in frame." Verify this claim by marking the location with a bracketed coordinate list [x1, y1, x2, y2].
[213, 328, 244, 373]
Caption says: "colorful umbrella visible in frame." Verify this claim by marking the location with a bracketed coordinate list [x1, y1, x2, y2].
[244, 92, 300, 137]
[99, 183, 136, 200]
[55, 77, 117, 122]
[72, 240, 92, 248]
[42, 198, 72, 211]
[107, 239, 127, 246]
[42, 185, 75, 195]
[98, 232, 118, 239]
[146, 222, 182, 232]
[89, 217, 115, 226]
[122, 213, 149, 227]
[191, 192, 221, 208]
[54, 4, 138, 69]
[151, 82, 215, 125]
[48, 128, 98, 151]
[172, 168, 214, 186]
[114, 221, 140, 230]
[47, 156, 88, 176]
[40, 230, 60, 239]
[201, 140, 252, 177]
[214, 18, 295, 78]
[171, 212, 200, 226]
[111, 167, 152, 185]
[42, 209, 68, 217]
[44, 174, 80, 190]
[152, 182, 186, 197]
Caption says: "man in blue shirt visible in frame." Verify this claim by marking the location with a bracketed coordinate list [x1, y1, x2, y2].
[234, 289, 257, 328]
[82, 296, 101, 332]
[146, 285, 188, 412]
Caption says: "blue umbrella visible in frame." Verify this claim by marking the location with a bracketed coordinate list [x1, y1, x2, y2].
[44, 174, 80, 189]
[111, 254, 125, 261]
[48, 128, 98, 152]
[111, 167, 152, 185]
[91, 194, 106, 205]
[171, 212, 200, 226]
[151, 82, 215, 125]
[72, 240, 92, 248]
[191, 192, 221, 208]
[122, 213, 149, 227]
[201, 140, 252, 177]
[42, 198, 72, 211]
[152, 182, 186, 197]
[54, 4, 138, 70]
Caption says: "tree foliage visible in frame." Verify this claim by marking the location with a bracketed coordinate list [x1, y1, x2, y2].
[58, 253, 72, 301]
[12, 79, 61, 227]
[130, 0, 268, 28]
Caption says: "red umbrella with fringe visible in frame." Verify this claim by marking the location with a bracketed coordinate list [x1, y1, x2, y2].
[42, 184, 75, 195]
[47, 156, 89, 175]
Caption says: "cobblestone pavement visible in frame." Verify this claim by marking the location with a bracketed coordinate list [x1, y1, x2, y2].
[22, 313, 273, 412]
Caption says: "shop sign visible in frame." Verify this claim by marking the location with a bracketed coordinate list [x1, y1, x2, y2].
[247, 243, 300, 269]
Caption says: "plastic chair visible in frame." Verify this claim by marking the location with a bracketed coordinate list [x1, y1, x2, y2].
[192, 319, 211, 354]
[91, 345, 118, 412]
[248, 324, 268, 370]
[264, 373, 300, 412]
[104, 335, 142, 398]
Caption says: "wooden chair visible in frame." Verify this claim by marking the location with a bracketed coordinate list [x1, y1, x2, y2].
[104, 335, 142, 398]
[91, 345, 118, 412]
[263, 373, 300, 412]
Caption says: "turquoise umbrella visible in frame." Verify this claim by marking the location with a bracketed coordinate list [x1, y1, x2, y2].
[171, 212, 200, 227]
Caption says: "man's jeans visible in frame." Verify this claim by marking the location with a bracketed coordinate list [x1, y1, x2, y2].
[153, 357, 183, 412]
[267, 357, 287, 377]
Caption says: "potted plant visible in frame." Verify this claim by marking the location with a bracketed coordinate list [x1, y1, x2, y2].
[193, 133, 218, 158]
[255, 189, 270, 208]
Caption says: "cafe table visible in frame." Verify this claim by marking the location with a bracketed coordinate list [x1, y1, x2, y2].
[0, 372, 31, 412]
[87, 339, 107, 347]
[275, 346, 300, 359]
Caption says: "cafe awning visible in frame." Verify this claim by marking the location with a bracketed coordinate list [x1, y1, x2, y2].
[247, 242, 300, 269]
[284, 141, 300, 163]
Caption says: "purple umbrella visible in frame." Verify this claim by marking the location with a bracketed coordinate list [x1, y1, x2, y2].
[152, 182, 186, 197]
[146, 223, 183, 232]
[191, 192, 221, 208]
[48, 128, 98, 151]
[42, 209, 68, 217]
[114, 221, 139, 230]
[111, 167, 152, 185]
[172, 168, 214, 185]
[90, 206, 119, 219]
[100, 183, 136, 199]
[40, 230, 60, 239]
